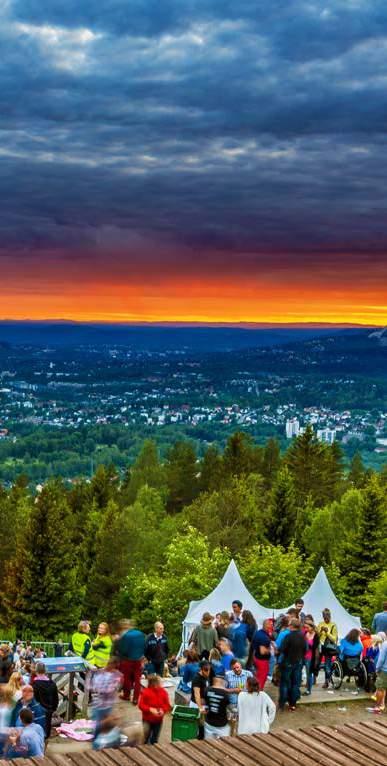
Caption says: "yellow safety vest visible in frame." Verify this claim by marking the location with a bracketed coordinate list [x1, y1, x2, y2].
[71, 631, 95, 663]
[92, 635, 113, 668]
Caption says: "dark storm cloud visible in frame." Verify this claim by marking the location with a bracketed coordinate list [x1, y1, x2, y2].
[1, 0, 387, 272]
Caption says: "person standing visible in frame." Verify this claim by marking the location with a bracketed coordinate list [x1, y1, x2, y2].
[190, 614, 218, 659]
[32, 662, 59, 739]
[250, 619, 272, 691]
[92, 623, 113, 669]
[70, 621, 95, 663]
[302, 619, 320, 695]
[372, 602, 387, 634]
[231, 601, 243, 624]
[237, 676, 276, 734]
[370, 637, 387, 713]
[144, 622, 169, 676]
[225, 659, 252, 706]
[204, 677, 230, 739]
[138, 675, 171, 745]
[116, 620, 145, 704]
[317, 609, 338, 688]
[279, 619, 306, 711]
[295, 599, 306, 626]
[190, 660, 211, 740]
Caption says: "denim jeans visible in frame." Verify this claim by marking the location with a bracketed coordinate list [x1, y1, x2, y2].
[324, 656, 333, 681]
[304, 659, 313, 693]
[279, 660, 303, 708]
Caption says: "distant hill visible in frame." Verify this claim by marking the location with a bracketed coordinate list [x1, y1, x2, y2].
[0, 321, 371, 352]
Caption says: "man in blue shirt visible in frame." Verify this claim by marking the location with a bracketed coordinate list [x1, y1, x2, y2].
[116, 619, 145, 704]
[372, 602, 387, 634]
[6, 708, 45, 758]
[10, 686, 46, 732]
[372, 640, 387, 713]
[251, 619, 272, 690]
[225, 659, 252, 705]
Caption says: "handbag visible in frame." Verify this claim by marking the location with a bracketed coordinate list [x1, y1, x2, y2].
[322, 638, 339, 657]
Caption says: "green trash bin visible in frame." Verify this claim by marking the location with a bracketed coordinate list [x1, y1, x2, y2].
[171, 705, 200, 742]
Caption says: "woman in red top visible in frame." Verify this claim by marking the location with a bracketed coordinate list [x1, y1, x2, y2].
[138, 675, 171, 745]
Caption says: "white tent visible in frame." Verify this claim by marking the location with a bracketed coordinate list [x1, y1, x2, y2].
[293, 566, 361, 638]
[181, 559, 273, 648]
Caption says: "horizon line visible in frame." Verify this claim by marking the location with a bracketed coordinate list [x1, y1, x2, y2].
[0, 318, 383, 329]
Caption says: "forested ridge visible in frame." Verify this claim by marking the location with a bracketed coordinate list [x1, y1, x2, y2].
[0, 426, 386, 648]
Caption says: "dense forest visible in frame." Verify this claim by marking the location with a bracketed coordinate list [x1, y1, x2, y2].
[0, 427, 386, 649]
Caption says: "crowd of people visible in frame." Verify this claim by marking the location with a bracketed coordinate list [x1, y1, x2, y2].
[0, 600, 386, 756]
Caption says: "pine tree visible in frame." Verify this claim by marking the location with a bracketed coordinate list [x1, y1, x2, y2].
[121, 440, 166, 504]
[285, 425, 327, 506]
[262, 438, 281, 488]
[266, 467, 297, 547]
[348, 452, 366, 489]
[343, 475, 387, 615]
[2, 480, 82, 637]
[166, 441, 198, 512]
[198, 446, 224, 493]
[223, 432, 259, 478]
[86, 499, 131, 622]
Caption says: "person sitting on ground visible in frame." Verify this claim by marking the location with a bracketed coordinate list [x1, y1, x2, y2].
[372, 602, 387, 635]
[370, 635, 387, 713]
[144, 622, 169, 677]
[92, 623, 113, 670]
[317, 609, 338, 688]
[204, 677, 230, 740]
[218, 638, 235, 672]
[6, 708, 45, 759]
[6, 672, 23, 703]
[190, 613, 218, 659]
[138, 674, 171, 745]
[237, 676, 276, 735]
[225, 658, 252, 706]
[339, 629, 363, 666]
[209, 648, 225, 679]
[32, 663, 59, 739]
[10, 685, 46, 732]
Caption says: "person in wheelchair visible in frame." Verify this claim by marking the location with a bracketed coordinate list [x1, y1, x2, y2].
[339, 629, 363, 675]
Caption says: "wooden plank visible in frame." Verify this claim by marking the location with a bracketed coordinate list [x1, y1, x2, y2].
[102, 748, 150, 766]
[266, 729, 325, 765]
[337, 725, 387, 762]
[155, 742, 198, 766]
[176, 739, 222, 766]
[290, 729, 358, 766]
[310, 726, 381, 766]
[206, 736, 273, 766]
[355, 721, 387, 744]
[137, 744, 184, 766]
[252, 730, 323, 766]
[184, 739, 235, 765]
[236, 733, 304, 766]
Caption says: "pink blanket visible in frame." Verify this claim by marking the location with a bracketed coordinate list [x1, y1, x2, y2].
[56, 719, 96, 741]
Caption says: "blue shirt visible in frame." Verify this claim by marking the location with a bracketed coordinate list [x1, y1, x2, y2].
[10, 700, 46, 731]
[9, 723, 45, 758]
[220, 652, 235, 672]
[339, 638, 363, 661]
[252, 629, 271, 660]
[225, 668, 253, 705]
[372, 612, 387, 634]
[116, 629, 145, 661]
[275, 629, 290, 650]
[376, 642, 387, 673]
[183, 662, 200, 685]
[230, 623, 248, 658]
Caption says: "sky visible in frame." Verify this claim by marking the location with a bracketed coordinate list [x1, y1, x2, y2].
[1, 0, 387, 324]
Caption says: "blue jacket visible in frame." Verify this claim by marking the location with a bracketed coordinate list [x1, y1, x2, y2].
[116, 629, 146, 661]
[376, 642, 387, 673]
[339, 638, 363, 661]
[230, 623, 248, 658]
[10, 699, 46, 731]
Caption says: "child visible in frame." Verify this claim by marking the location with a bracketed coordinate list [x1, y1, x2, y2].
[138, 675, 170, 745]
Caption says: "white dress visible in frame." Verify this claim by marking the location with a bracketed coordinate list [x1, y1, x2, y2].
[237, 691, 276, 735]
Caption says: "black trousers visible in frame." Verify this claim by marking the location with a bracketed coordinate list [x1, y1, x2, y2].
[143, 721, 162, 745]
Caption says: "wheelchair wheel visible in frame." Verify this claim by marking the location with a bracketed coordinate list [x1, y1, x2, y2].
[331, 659, 343, 689]
[354, 661, 367, 689]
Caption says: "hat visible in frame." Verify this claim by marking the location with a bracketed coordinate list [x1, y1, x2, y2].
[201, 612, 213, 625]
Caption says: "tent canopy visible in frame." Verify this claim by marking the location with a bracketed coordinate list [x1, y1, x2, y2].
[182, 561, 360, 647]
[290, 566, 361, 637]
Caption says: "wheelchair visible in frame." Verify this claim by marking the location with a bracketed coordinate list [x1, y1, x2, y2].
[330, 654, 367, 690]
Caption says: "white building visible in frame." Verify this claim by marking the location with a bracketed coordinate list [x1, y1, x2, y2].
[286, 418, 300, 439]
[317, 428, 336, 444]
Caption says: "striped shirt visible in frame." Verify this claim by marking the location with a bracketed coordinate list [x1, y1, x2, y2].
[225, 669, 253, 705]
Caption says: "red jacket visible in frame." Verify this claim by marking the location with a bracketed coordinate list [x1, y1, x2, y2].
[138, 686, 171, 723]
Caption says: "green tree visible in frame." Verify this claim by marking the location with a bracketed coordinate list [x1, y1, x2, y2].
[266, 467, 297, 547]
[86, 499, 131, 622]
[183, 474, 266, 555]
[198, 445, 224, 493]
[165, 441, 198, 512]
[348, 452, 367, 489]
[128, 526, 229, 647]
[286, 426, 329, 506]
[302, 488, 363, 567]
[343, 475, 387, 616]
[121, 440, 166, 505]
[223, 432, 261, 479]
[261, 438, 281, 488]
[238, 543, 311, 607]
[2, 480, 82, 636]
